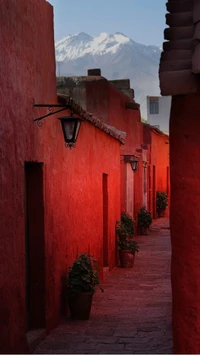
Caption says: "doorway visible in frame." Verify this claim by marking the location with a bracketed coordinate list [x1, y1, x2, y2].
[125, 163, 134, 217]
[166, 166, 169, 196]
[148, 164, 152, 213]
[25, 162, 45, 331]
[153, 165, 156, 218]
[143, 163, 147, 208]
[102, 173, 108, 267]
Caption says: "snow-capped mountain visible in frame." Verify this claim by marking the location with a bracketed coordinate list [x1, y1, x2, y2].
[56, 32, 131, 61]
[55, 32, 162, 119]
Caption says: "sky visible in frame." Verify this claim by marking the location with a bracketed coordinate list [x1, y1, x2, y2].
[48, 0, 166, 47]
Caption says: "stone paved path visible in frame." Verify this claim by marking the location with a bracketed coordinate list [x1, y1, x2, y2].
[35, 218, 172, 354]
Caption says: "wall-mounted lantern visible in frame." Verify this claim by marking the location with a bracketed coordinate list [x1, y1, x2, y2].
[130, 158, 139, 173]
[58, 115, 81, 148]
[123, 155, 139, 173]
[33, 103, 82, 149]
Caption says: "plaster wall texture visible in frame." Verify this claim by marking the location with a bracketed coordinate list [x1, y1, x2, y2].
[151, 131, 170, 193]
[86, 79, 144, 221]
[0, 0, 121, 352]
[170, 92, 200, 354]
[0, 0, 55, 352]
[56, 75, 170, 224]
[143, 125, 170, 217]
[56, 76, 87, 110]
[56, 76, 166, 222]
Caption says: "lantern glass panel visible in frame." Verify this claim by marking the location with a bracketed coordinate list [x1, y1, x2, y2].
[57, 115, 81, 147]
[74, 121, 81, 141]
[130, 160, 139, 172]
[63, 120, 76, 141]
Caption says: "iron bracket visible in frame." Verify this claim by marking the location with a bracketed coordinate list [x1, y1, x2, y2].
[33, 104, 70, 123]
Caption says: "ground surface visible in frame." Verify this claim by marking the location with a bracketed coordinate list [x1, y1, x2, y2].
[35, 218, 172, 354]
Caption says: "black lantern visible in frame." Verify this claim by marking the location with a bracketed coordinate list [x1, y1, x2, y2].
[58, 115, 81, 149]
[124, 155, 139, 173]
[33, 104, 82, 149]
[130, 158, 139, 173]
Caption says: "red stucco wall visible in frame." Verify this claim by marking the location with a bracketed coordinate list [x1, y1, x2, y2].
[143, 125, 170, 218]
[0, 1, 121, 353]
[86, 79, 142, 154]
[151, 131, 169, 193]
[151, 130, 170, 217]
[86, 79, 170, 224]
[86, 79, 144, 221]
[170, 93, 200, 354]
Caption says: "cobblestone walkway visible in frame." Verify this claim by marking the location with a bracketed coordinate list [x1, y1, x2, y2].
[35, 218, 172, 354]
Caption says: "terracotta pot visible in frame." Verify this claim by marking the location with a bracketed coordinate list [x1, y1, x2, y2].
[119, 250, 135, 268]
[140, 226, 149, 235]
[68, 292, 93, 320]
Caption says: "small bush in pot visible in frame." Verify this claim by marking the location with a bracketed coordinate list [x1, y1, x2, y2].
[138, 206, 152, 235]
[67, 253, 103, 319]
[156, 191, 168, 217]
[116, 212, 139, 268]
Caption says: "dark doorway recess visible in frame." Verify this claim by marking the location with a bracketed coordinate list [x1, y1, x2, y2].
[153, 165, 156, 218]
[102, 173, 108, 267]
[25, 162, 45, 331]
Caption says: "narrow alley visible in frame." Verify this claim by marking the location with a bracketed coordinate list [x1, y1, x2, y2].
[35, 218, 172, 355]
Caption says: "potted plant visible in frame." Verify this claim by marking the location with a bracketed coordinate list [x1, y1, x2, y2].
[67, 253, 104, 320]
[138, 206, 152, 235]
[116, 212, 139, 268]
[156, 191, 168, 217]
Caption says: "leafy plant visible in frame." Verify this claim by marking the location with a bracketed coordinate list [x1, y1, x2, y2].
[117, 238, 139, 253]
[138, 206, 152, 228]
[67, 253, 104, 295]
[116, 211, 135, 239]
[156, 191, 168, 213]
[116, 212, 139, 253]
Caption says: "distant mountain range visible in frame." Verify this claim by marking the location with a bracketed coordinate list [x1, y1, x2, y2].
[55, 32, 162, 119]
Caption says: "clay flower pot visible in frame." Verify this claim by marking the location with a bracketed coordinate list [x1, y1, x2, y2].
[119, 250, 135, 268]
[68, 292, 93, 320]
[67, 253, 103, 320]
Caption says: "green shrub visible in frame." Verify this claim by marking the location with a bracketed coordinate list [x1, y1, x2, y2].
[67, 253, 104, 295]
[138, 206, 152, 228]
[116, 212, 139, 253]
[117, 211, 135, 237]
[156, 191, 168, 213]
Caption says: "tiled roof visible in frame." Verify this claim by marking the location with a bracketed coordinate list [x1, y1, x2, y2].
[57, 93, 126, 144]
[143, 123, 169, 139]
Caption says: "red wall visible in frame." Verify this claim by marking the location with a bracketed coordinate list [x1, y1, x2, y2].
[86, 79, 143, 154]
[86, 79, 144, 221]
[151, 130, 170, 217]
[0, 1, 121, 353]
[143, 125, 170, 218]
[151, 131, 169, 192]
[170, 93, 200, 354]
[86, 79, 170, 224]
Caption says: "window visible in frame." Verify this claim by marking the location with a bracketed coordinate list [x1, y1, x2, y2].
[149, 97, 159, 114]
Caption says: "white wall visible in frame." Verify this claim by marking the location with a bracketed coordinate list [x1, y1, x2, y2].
[147, 96, 171, 133]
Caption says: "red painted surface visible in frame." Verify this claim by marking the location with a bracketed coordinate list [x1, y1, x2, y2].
[151, 131, 169, 193]
[25, 163, 45, 331]
[170, 93, 200, 354]
[86, 79, 144, 221]
[0, 1, 121, 352]
[86, 80, 170, 223]
[143, 125, 170, 218]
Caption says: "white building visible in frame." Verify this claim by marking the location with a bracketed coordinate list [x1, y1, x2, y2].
[146, 96, 171, 134]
